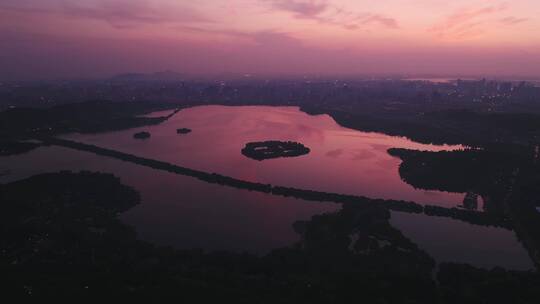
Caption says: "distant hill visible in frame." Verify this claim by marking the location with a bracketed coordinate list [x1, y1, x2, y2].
[111, 71, 184, 82]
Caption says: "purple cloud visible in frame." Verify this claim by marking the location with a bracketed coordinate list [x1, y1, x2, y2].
[499, 17, 528, 25]
[361, 15, 399, 29]
[263, 0, 399, 30]
[176, 26, 300, 46]
[0, 0, 208, 29]
[268, 0, 329, 18]
[430, 3, 508, 38]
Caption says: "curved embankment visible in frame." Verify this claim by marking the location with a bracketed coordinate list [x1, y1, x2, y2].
[39, 136, 512, 229]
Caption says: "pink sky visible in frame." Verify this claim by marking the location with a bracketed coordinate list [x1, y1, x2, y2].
[1, 0, 539, 80]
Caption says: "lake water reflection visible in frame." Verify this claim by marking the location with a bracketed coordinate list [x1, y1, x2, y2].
[64, 106, 467, 207]
[0, 146, 338, 254]
[0, 106, 534, 270]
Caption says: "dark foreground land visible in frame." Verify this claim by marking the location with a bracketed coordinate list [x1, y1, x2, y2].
[1, 80, 540, 301]
[0, 100, 179, 155]
[2, 171, 540, 302]
[389, 147, 540, 269]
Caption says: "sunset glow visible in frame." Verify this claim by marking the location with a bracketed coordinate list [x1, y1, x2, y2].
[1, 0, 539, 79]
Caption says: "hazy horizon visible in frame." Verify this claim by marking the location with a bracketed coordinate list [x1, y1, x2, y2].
[1, 0, 540, 81]
[5, 72, 540, 83]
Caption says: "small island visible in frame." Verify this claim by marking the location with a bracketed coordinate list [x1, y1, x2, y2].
[177, 128, 192, 134]
[133, 131, 151, 139]
[241, 140, 310, 161]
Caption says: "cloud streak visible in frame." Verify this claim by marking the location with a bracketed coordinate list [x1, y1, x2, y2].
[436, 4, 508, 30]
[269, 0, 328, 18]
[429, 3, 527, 39]
[1, 0, 539, 80]
[499, 16, 528, 25]
[263, 0, 399, 30]
[360, 15, 399, 29]
[177, 25, 300, 46]
[0, 0, 208, 29]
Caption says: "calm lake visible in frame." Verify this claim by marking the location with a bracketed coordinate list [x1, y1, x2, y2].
[0, 105, 533, 270]
[66, 105, 467, 206]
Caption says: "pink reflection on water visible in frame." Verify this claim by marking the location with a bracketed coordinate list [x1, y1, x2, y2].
[64, 105, 467, 207]
[0, 146, 338, 254]
[390, 211, 534, 271]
